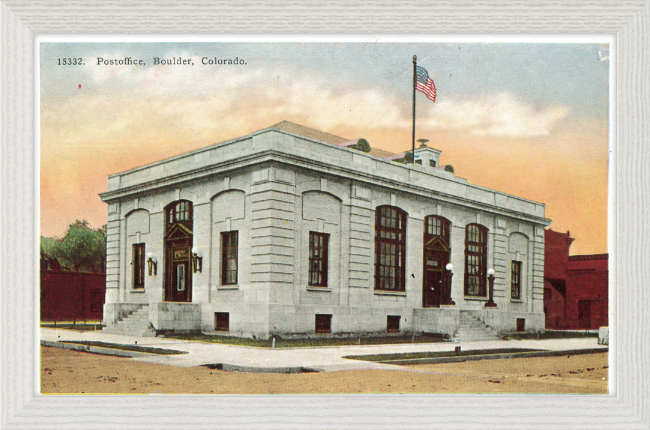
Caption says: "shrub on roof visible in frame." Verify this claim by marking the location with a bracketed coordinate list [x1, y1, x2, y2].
[350, 138, 371, 153]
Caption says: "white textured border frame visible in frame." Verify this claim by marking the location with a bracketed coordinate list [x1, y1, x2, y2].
[2, 1, 648, 429]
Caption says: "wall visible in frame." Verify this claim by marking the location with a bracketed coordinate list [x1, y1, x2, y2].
[544, 280, 567, 329]
[41, 271, 105, 322]
[544, 229, 573, 280]
[565, 255, 609, 329]
[543, 229, 608, 330]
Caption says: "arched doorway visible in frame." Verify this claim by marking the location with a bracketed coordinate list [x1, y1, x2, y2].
[164, 200, 193, 302]
[423, 216, 451, 308]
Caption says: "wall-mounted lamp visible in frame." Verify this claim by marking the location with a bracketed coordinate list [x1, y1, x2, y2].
[192, 247, 203, 274]
[147, 252, 157, 277]
[485, 268, 497, 308]
[443, 263, 455, 305]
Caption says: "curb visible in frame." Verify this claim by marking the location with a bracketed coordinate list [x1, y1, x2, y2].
[202, 363, 321, 374]
[40, 340, 185, 358]
[373, 347, 609, 365]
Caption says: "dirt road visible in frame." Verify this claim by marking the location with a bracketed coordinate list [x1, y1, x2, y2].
[41, 346, 608, 395]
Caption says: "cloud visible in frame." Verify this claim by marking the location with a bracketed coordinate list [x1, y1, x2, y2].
[48, 60, 568, 152]
[62, 58, 408, 138]
[423, 93, 569, 137]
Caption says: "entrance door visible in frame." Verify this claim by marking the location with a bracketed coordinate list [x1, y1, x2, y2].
[578, 300, 591, 329]
[423, 252, 444, 308]
[165, 237, 192, 302]
[422, 219, 451, 307]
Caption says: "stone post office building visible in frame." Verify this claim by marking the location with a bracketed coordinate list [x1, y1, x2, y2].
[100, 121, 550, 339]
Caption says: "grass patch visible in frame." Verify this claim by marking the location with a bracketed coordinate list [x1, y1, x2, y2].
[505, 331, 598, 340]
[60, 341, 187, 355]
[41, 323, 103, 331]
[165, 334, 447, 348]
[344, 348, 542, 363]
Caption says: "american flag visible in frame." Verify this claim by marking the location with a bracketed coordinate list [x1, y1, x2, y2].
[415, 65, 436, 103]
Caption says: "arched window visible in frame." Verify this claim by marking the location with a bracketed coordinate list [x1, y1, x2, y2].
[165, 200, 193, 232]
[465, 224, 488, 296]
[375, 206, 407, 291]
[424, 215, 450, 246]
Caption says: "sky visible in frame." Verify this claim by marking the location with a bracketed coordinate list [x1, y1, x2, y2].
[39, 38, 610, 255]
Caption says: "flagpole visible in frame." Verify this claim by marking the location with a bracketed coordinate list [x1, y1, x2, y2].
[412, 55, 417, 164]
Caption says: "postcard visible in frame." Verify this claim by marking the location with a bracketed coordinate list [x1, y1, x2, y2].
[38, 36, 611, 396]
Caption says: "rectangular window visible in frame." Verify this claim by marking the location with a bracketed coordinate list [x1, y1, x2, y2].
[221, 231, 238, 285]
[387, 315, 400, 333]
[415, 159, 422, 165]
[215, 312, 229, 332]
[429, 160, 436, 167]
[315, 314, 332, 333]
[308, 232, 329, 287]
[133, 243, 145, 289]
[464, 224, 488, 296]
[375, 206, 407, 291]
[511, 261, 522, 299]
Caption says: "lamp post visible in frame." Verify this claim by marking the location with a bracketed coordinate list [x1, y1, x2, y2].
[485, 268, 497, 308]
[444, 263, 455, 305]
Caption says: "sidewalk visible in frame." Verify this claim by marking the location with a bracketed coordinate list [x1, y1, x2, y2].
[40, 328, 607, 373]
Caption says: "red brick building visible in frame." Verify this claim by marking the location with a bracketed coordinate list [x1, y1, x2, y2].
[40, 253, 105, 323]
[544, 230, 608, 330]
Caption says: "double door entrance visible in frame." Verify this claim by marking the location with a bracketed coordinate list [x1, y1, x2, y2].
[164, 225, 193, 302]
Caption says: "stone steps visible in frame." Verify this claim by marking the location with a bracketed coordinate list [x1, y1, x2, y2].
[454, 312, 501, 342]
[103, 305, 156, 337]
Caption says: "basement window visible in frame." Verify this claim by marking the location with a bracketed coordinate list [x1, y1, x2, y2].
[387, 315, 400, 333]
[215, 312, 230, 332]
[516, 318, 525, 332]
[315, 314, 332, 334]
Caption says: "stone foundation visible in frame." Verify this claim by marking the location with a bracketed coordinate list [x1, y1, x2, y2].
[150, 302, 201, 332]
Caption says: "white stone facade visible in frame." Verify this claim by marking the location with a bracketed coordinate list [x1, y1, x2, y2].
[100, 124, 550, 339]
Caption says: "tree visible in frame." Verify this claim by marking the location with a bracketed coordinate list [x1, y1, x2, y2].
[444, 165, 455, 174]
[403, 151, 414, 164]
[41, 220, 106, 273]
[349, 138, 371, 153]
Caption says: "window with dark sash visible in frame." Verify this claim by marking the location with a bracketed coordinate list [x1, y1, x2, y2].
[308, 232, 329, 287]
[375, 206, 407, 291]
[464, 224, 488, 296]
[429, 160, 436, 167]
[415, 159, 422, 165]
[165, 200, 193, 232]
[221, 231, 238, 285]
[511, 261, 522, 299]
[133, 243, 145, 289]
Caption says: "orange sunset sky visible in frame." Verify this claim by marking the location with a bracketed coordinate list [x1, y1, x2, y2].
[40, 40, 610, 255]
